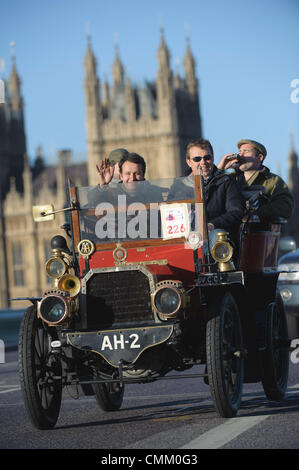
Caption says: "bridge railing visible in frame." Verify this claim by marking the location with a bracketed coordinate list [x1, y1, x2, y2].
[0, 309, 25, 352]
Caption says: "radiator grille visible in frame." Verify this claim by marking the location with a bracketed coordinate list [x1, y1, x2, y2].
[86, 270, 155, 329]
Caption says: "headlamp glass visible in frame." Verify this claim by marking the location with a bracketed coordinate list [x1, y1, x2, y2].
[46, 257, 66, 279]
[211, 242, 232, 262]
[154, 287, 180, 315]
[39, 295, 68, 324]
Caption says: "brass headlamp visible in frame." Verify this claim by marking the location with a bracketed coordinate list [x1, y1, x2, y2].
[152, 280, 188, 320]
[45, 235, 80, 295]
[46, 256, 67, 279]
[209, 230, 235, 272]
[38, 292, 70, 325]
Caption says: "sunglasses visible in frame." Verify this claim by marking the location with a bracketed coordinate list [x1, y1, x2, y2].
[191, 155, 212, 162]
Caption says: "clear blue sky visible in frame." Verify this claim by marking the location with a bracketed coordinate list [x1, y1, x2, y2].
[1, 0, 298, 182]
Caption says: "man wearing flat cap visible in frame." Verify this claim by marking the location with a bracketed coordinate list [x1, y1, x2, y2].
[218, 139, 294, 221]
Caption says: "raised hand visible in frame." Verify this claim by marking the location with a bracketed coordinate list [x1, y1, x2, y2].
[217, 153, 239, 170]
[96, 158, 115, 187]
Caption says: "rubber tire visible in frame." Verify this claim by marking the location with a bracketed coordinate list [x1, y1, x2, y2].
[18, 305, 62, 429]
[93, 382, 124, 411]
[261, 293, 289, 401]
[206, 292, 244, 418]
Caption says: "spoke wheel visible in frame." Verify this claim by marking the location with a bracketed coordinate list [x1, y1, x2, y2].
[206, 292, 244, 418]
[93, 382, 124, 411]
[18, 305, 62, 429]
[261, 293, 289, 401]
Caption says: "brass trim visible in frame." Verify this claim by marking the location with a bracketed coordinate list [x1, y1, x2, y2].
[58, 274, 81, 297]
[38, 293, 70, 326]
[80, 264, 157, 295]
[211, 241, 233, 263]
[78, 239, 95, 259]
[114, 259, 168, 267]
[45, 256, 67, 279]
[151, 280, 188, 319]
[113, 244, 128, 263]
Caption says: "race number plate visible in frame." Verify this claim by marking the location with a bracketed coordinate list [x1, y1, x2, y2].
[67, 325, 173, 367]
[160, 203, 190, 240]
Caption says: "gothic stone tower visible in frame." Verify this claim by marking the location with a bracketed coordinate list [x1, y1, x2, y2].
[0, 51, 27, 307]
[84, 30, 203, 185]
[0, 51, 26, 199]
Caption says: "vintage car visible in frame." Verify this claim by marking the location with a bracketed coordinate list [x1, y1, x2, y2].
[15, 175, 289, 429]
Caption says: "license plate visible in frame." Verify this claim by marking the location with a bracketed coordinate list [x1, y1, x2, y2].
[100, 331, 141, 351]
[67, 325, 174, 367]
[197, 272, 228, 285]
[196, 271, 244, 286]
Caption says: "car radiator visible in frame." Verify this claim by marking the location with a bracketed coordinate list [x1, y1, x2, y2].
[86, 270, 155, 329]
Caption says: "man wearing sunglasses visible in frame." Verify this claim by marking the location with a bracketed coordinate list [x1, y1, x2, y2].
[168, 139, 245, 242]
[217, 139, 294, 222]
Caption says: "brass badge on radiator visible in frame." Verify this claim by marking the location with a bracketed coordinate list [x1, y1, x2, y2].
[78, 239, 95, 259]
[113, 243, 127, 263]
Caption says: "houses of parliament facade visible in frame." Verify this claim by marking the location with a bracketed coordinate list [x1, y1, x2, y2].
[0, 32, 297, 309]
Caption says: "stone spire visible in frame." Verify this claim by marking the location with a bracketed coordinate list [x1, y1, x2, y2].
[156, 28, 172, 97]
[8, 42, 23, 116]
[84, 34, 101, 109]
[7, 42, 26, 191]
[32, 146, 45, 178]
[157, 28, 171, 71]
[83, 34, 103, 185]
[183, 37, 198, 96]
[156, 29, 176, 128]
[155, 29, 181, 177]
[112, 43, 125, 94]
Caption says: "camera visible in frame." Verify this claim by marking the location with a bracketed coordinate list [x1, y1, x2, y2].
[226, 154, 246, 164]
[226, 153, 240, 161]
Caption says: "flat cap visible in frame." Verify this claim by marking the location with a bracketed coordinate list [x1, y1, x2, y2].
[108, 148, 129, 163]
[237, 139, 267, 157]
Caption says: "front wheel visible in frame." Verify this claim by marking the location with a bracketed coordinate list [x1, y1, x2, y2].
[261, 293, 289, 401]
[206, 292, 244, 418]
[18, 305, 62, 429]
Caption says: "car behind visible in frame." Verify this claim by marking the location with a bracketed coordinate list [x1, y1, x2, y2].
[278, 248, 299, 339]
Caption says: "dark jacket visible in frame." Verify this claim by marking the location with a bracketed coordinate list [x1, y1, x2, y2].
[234, 166, 294, 221]
[168, 166, 245, 237]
